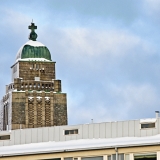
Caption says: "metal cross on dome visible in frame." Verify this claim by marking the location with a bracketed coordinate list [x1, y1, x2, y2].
[28, 22, 37, 32]
[28, 21, 38, 41]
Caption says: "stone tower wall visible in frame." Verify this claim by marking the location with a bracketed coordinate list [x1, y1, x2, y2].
[11, 92, 26, 129]
[11, 91, 67, 130]
[17, 61, 56, 81]
[3, 45, 68, 130]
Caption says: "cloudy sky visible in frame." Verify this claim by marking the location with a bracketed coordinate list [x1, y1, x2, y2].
[0, 0, 160, 125]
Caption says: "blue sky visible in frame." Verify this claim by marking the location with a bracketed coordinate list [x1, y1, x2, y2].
[0, 0, 160, 125]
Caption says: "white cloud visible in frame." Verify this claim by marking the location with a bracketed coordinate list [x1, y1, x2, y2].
[145, 0, 160, 10]
[0, 8, 30, 33]
[143, 0, 160, 15]
[41, 26, 159, 125]
[68, 84, 159, 125]
[44, 27, 153, 63]
[0, 3, 159, 126]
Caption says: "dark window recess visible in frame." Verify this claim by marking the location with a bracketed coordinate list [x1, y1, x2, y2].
[141, 123, 155, 129]
[0, 135, 10, 140]
[82, 156, 103, 160]
[64, 158, 73, 160]
[64, 129, 78, 135]
[134, 154, 156, 160]
[113, 154, 124, 160]
[41, 158, 61, 160]
[108, 154, 124, 160]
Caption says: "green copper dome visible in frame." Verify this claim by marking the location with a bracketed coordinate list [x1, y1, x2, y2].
[16, 22, 52, 61]
[21, 45, 51, 60]
[16, 40, 52, 61]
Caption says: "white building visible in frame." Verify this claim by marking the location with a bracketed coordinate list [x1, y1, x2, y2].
[0, 112, 159, 159]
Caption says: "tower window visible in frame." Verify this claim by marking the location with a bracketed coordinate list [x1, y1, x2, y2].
[36, 64, 39, 69]
[35, 77, 40, 81]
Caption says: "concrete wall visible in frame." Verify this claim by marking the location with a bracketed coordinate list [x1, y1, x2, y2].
[0, 117, 159, 146]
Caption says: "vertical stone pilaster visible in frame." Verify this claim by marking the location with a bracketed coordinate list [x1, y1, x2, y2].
[42, 91, 45, 127]
[25, 91, 29, 128]
[50, 91, 54, 126]
[33, 91, 37, 127]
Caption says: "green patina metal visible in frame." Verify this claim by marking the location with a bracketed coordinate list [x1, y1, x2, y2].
[20, 22, 52, 60]
[28, 22, 37, 41]
[21, 45, 51, 60]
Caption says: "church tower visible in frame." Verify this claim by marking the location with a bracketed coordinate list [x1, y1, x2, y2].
[0, 22, 68, 130]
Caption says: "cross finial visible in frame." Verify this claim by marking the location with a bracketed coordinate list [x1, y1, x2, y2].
[28, 22, 37, 32]
[28, 22, 38, 41]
